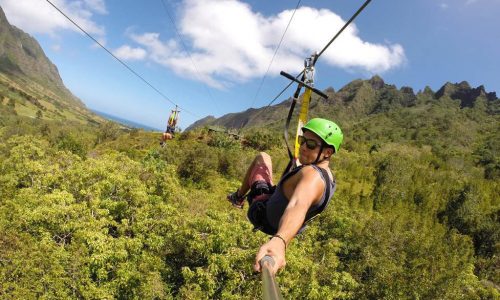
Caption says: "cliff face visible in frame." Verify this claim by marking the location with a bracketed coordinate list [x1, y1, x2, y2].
[0, 6, 84, 108]
[435, 81, 497, 108]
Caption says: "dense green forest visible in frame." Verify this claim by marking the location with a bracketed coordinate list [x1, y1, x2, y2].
[0, 80, 499, 299]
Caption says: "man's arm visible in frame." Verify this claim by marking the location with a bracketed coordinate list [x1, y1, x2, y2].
[253, 167, 324, 274]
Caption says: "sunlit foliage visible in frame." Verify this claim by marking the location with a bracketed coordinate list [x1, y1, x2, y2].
[0, 93, 498, 299]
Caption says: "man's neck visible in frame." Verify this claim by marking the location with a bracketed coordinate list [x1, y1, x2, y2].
[315, 160, 329, 169]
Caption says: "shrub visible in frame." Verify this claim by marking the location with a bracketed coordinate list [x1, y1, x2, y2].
[243, 130, 282, 151]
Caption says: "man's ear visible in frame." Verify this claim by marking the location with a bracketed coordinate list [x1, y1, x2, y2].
[324, 147, 334, 158]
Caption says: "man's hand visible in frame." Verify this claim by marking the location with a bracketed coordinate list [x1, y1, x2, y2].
[254, 236, 286, 275]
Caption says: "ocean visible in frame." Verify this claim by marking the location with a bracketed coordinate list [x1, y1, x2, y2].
[92, 110, 161, 132]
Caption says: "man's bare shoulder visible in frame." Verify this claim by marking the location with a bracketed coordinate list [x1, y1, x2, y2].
[296, 165, 325, 183]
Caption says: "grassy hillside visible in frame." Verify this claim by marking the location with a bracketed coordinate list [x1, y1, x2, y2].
[0, 73, 104, 124]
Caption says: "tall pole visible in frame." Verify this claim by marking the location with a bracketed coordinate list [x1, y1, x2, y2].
[260, 256, 284, 300]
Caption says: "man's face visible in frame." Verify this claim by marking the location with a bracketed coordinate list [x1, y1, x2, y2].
[298, 130, 324, 165]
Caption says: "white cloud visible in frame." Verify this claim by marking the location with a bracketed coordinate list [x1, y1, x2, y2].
[120, 0, 405, 88]
[113, 45, 147, 60]
[51, 44, 61, 52]
[0, 0, 106, 37]
[82, 0, 107, 14]
[464, 0, 499, 5]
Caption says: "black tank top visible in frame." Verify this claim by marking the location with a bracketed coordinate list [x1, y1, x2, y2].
[265, 165, 336, 234]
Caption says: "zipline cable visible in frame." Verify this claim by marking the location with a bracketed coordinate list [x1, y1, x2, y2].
[266, 70, 304, 108]
[314, 0, 372, 63]
[281, 0, 372, 173]
[160, 0, 221, 115]
[239, 0, 372, 128]
[45, 0, 201, 120]
[234, 71, 303, 131]
[235, 1, 302, 132]
[249, 0, 302, 110]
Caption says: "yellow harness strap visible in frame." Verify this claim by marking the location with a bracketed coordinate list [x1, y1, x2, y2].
[294, 88, 312, 160]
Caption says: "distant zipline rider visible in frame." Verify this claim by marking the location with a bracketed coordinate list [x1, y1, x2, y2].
[160, 106, 179, 147]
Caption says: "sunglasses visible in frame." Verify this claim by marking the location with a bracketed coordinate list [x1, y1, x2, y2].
[298, 135, 322, 150]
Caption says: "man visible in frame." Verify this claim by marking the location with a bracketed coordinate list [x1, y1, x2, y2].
[160, 130, 173, 147]
[160, 110, 178, 147]
[226, 118, 343, 274]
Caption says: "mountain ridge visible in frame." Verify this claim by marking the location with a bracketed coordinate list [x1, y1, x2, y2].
[186, 76, 498, 131]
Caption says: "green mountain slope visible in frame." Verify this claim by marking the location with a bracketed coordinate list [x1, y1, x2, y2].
[187, 75, 498, 132]
[0, 6, 103, 125]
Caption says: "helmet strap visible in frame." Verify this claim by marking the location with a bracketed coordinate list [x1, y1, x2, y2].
[313, 143, 325, 164]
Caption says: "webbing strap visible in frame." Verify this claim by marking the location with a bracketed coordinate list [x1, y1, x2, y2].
[293, 88, 312, 160]
[168, 106, 179, 127]
[281, 54, 318, 176]
[168, 111, 175, 126]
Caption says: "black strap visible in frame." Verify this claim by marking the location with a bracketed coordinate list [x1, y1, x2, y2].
[280, 165, 331, 215]
[301, 166, 332, 225]
[315, 167, 331, 214]
[279, 165, 304, 184]
[281, 72, 305, 177]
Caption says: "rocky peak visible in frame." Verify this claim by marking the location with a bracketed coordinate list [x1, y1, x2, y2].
[416, 86, 435, 99]
[400, 86, 415, 95]
[369, 75, 385, 90]
[436, 81, 497, 108]
[422, 86, 434, 95]
[475, 85, 497, 100]
[324, 86, 335, 94]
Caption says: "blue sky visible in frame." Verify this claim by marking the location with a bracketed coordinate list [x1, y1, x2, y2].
[1, 0, 499, 130]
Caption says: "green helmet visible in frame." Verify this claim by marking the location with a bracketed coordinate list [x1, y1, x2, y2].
[302, 118, 343, 153]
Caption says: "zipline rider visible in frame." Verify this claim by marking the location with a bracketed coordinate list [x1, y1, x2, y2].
[227, 118, 343, 274]
[160, 107, 179, 147]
